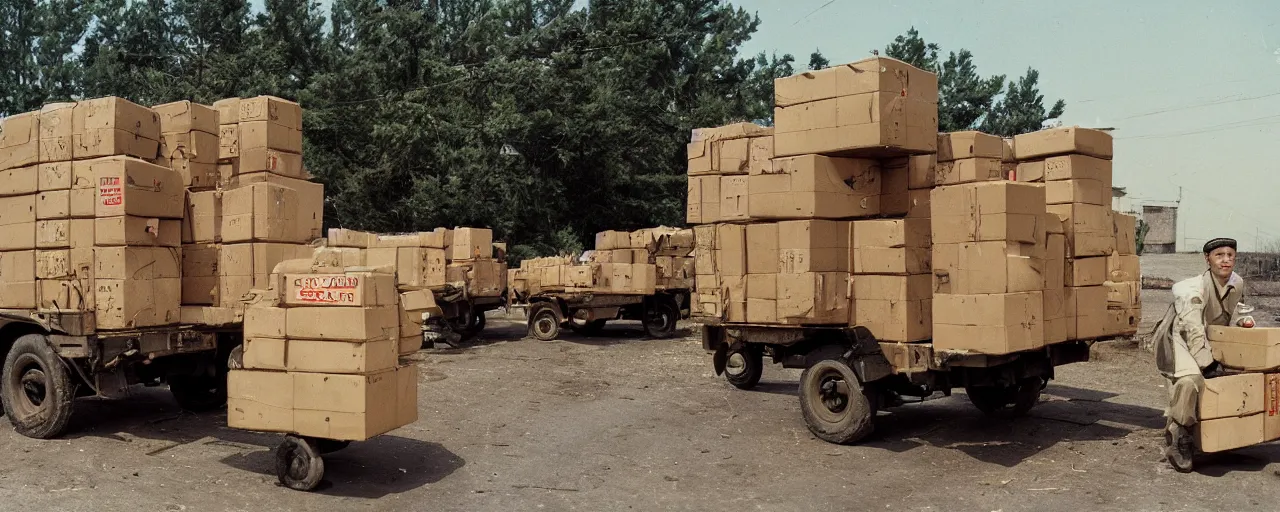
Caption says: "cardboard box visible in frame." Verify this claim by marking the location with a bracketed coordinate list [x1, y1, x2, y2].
[0, 166, 38, 197]
[746, 223, 779, 274]
[719, 175, 749, 221]
[238, 96, 302, 130]
[213, 98, 241, 124]
[181, 243, 219, 305]
[0, 250, 37, 309]
[716, 138, 750, 175]
[1046, 179, 1107, 205]
[1105, 281, 1141, 308]
[854, 285, 931, 343]
[286, 305, 399, 341]
[73, 97, 160, 140]
[934, 157, 1003, 186]
[1208, 327, 1280, 371]
[37, 162, 71, 192]
[95, 246, 180, 280]
[91, 157, 184, 219]
[851, 219, 930, 275]
[746, 273, 777, 300]
[152, 101, 218, 135]
[38, 103, 75, 163]
[0, 112, 40, 171]
[933, 292, 1044, 354]
[609, 249, 633, 264]
[687, 140, 712, 176]
[904, 188, 931, 219]
[221, 182, 320, 243]
[749, 155, 881, 219]
[35, 250, 71, 279]
[245, 338, 397, 375]
[328, 228, 374, 248]
[37, 277, 92, 311]
[1198, 414, 1264, 453]
[449, 228, 493, 261]
[1047, 203, 1115, 258]
[1105, 305, 1139, 337]
[778, 220, 850, 274]
[1067, 286, 1108, 340]
[773, 56, 938, 107]
[931, 182, 1046, 245]
[1066, 256, 1107, 287]
[594, 230, 631, 251]
[1045, 234, 1066, 290]
[244, 306, 288, 338]
[36, 219, 71, 249]
[35, 190, 70, 220]
[227, 370, 294, 433]
[94, 277, 181, 330]
[748, 136, 774, 175]
[278, 272, 397, 307]
[1013, 127, 1113, 160]
[366, 231, 445, 249]
[158, 131, 219, 168]
[179, 306, 241, 326]
[722, 275, 746, 322]
[1015, 160, 1045, 183]
[366, 247, 447, 289]
[234, 147, 305, 181]
[183, 190, 221, 244]
[686, 175, 721, 224]
[238, 121, 302, 153]
[218, 124, 239, 159]
[0, 221, 36, 251]
[73, 128, 158, 160]
[777, 272, 849, 325]
[1265, 374, 1280, 442]
[1106, 253, 1140, 282]
[746, 298, 777, 324]
[219, 243, 311, 307]
[932, 241, 1045, 295]
[905, 154, 936, 190]
[714, 224, 746, 277]
[773, 93, 937, 157]
[1043, 287, 1067, 344]
[94, 216, 180, 247]
[1113, 213, 1137, 256]
[292, 367, 410, 441]
[1043, 155, 1113, 188]
[937, 131, 1003, 162]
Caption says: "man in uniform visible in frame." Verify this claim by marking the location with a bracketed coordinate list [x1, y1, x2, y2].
[1151, 237, 1255, 472]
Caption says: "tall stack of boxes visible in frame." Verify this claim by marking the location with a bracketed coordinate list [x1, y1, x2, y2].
[229, 263, 417, 440]
[1014, 127, 1124, 341]
[210, 97, 323, 311]
[687, 57, 1140, 357]
[1, 110, 47, 309]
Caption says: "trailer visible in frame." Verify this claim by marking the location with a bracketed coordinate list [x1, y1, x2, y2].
[701, 321, 1094, 444]
[508, 287, 690, 341]
[425, 283, 509, 345]
[0, 309, 240, 439]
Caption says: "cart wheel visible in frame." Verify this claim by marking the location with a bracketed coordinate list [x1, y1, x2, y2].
[528, 303, 561, 341]
[965, 376, 1043, 417]
[451, 310, 486, 342]
[799, 359, 875, 444]
[276, 435, 325, 491]
[724, 342, 763, 390]
[643, 298, 679, 339]
[2, 334, 77, 439]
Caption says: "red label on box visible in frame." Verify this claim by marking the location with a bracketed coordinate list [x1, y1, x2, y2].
[99, 176, 122, 206]
[292, 276, 360, 304]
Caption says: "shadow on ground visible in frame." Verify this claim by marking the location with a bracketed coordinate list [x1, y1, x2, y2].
[59, 387, 463, 498]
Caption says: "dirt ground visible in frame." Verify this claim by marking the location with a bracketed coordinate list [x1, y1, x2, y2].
[2, 254, 1279, 512]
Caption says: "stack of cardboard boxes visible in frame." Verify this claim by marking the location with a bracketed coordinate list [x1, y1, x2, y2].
[1013, 127, 1138, 340]
[687, 57, 1141, 357]
[1196, 327, 1280, 452]
[229, 262, 418, 440]
[688, 56, 938, 330]
[507, 228, 680, 296]
[199, 97, 323, 317]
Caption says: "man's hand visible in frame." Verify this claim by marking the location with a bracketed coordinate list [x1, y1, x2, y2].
[1237, 316, 1256, 328]
[1203, 361, 1227, 378]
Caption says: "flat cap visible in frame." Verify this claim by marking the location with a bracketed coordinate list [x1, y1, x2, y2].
[1203, 238, 1237, 254]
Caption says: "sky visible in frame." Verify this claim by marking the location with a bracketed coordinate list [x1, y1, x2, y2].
[255, 0, 1279, 251]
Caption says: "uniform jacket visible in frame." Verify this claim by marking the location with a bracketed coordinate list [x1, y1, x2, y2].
[1153, 271, 1245, 379]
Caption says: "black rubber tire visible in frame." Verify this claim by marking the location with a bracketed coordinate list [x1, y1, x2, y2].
[528, 303, 561, 341]
[643, 298, 679, 339]
[724, 343, 763, 390]
[799, 359, 875, 444]
[965, 377, 1043, 417]
[169, 373, 228, 412]
[2, 334, 77, 439]
[276, 435, 325, 491]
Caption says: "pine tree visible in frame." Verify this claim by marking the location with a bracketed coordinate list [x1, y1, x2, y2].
[171, 0, 253, 102]
[981, 68, 1067, 137]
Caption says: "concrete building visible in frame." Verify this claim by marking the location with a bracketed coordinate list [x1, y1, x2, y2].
[1143, 205, 1179, 254]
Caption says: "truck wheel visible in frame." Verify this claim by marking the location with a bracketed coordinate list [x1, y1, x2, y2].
[169, 373, 228, 412]
[799, 359, 874, 444]
[724, 342, 763, 390]
[965, 377, 1043, 417]
[276, 435, 325, 491]
[643, 298, 679, 339]
[528, 303, 561, 341]
[2, 334, 77, 439]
